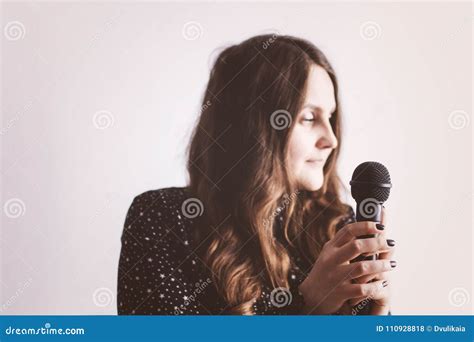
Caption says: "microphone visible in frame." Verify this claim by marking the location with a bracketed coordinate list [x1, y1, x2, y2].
[349, 161, 392, 314]
[350, 161, 392, 224]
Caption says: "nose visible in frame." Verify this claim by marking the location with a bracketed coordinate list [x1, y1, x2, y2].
[315, 122, 338, 150]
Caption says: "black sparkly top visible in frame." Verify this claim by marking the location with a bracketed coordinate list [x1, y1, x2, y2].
[117, 187, 356, 315]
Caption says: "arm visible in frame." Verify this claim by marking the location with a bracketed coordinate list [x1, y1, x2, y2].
[117, 190, 206, 315]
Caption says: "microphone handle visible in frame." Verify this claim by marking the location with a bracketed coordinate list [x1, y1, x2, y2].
[355, 201, 383, 222]
[350, 200, 384, 315]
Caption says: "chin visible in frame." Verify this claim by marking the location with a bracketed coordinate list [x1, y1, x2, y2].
[300, 178, 324, 192]
[307, 184, 323, 192]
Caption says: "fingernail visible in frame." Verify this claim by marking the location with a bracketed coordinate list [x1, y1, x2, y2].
[382, 280, 388, 287]
[390, 260, 397, 268]
[376, 224, 385, 231]
[387, 239, 395, 247]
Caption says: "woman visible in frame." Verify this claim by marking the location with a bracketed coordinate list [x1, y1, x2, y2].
[117, 34, 396, 315]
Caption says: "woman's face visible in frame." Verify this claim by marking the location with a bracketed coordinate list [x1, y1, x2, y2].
[287, 64, 338, 192]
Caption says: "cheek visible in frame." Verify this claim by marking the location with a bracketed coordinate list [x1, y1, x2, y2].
[287, 128, 313, 167]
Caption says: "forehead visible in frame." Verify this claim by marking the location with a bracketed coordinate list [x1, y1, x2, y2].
[303, 64, 336, 109]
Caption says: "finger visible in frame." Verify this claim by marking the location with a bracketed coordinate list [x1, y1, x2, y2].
[349, 276, 391, 306]
[335, 235, 393, 264]
[338, 259, 393, 280]
[366, 282, 390, 301]
[349, 286, 390, 307]
[343, 279, 389, 299]
[349, 284, 391, 308]
[378, 246, 395, 260]
[352, 267, 392, 284]
[353, 273, 380, 285]
[332, 221, 384, 248]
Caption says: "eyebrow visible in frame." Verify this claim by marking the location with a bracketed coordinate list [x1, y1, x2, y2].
[303, 103, 337, 114]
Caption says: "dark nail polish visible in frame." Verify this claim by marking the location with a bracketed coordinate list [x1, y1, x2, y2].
[382, 280, 388, 287]
[376, 224, 385, 231]
[390, 260, 397, 268]
[387, 239, 395, 247]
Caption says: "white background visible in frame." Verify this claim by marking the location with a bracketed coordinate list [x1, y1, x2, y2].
[1, 0, 472, 315]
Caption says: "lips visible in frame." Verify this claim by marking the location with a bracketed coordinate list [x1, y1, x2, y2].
[306, 159, 325, 163]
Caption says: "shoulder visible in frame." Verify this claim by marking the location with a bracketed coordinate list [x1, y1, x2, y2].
[127, 187, 191, 218]
[118, 187, 218, 314]
[125, 186, 193, 225]
[121, 186, 197, 248]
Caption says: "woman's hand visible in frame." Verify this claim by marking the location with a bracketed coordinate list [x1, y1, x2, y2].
[348, 207, 395, 315]
[368, 244, 394, 315]
[368, 208, 395, 315]
[298, 216, 395, 315]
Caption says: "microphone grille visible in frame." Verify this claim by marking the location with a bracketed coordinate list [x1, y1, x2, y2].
[350, 161, 392, 202]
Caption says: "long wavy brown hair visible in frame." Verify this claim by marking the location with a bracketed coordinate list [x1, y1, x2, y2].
[186, 34, 350, 314]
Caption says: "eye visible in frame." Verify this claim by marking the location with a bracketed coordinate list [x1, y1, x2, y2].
[302, 112, 315, 122]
